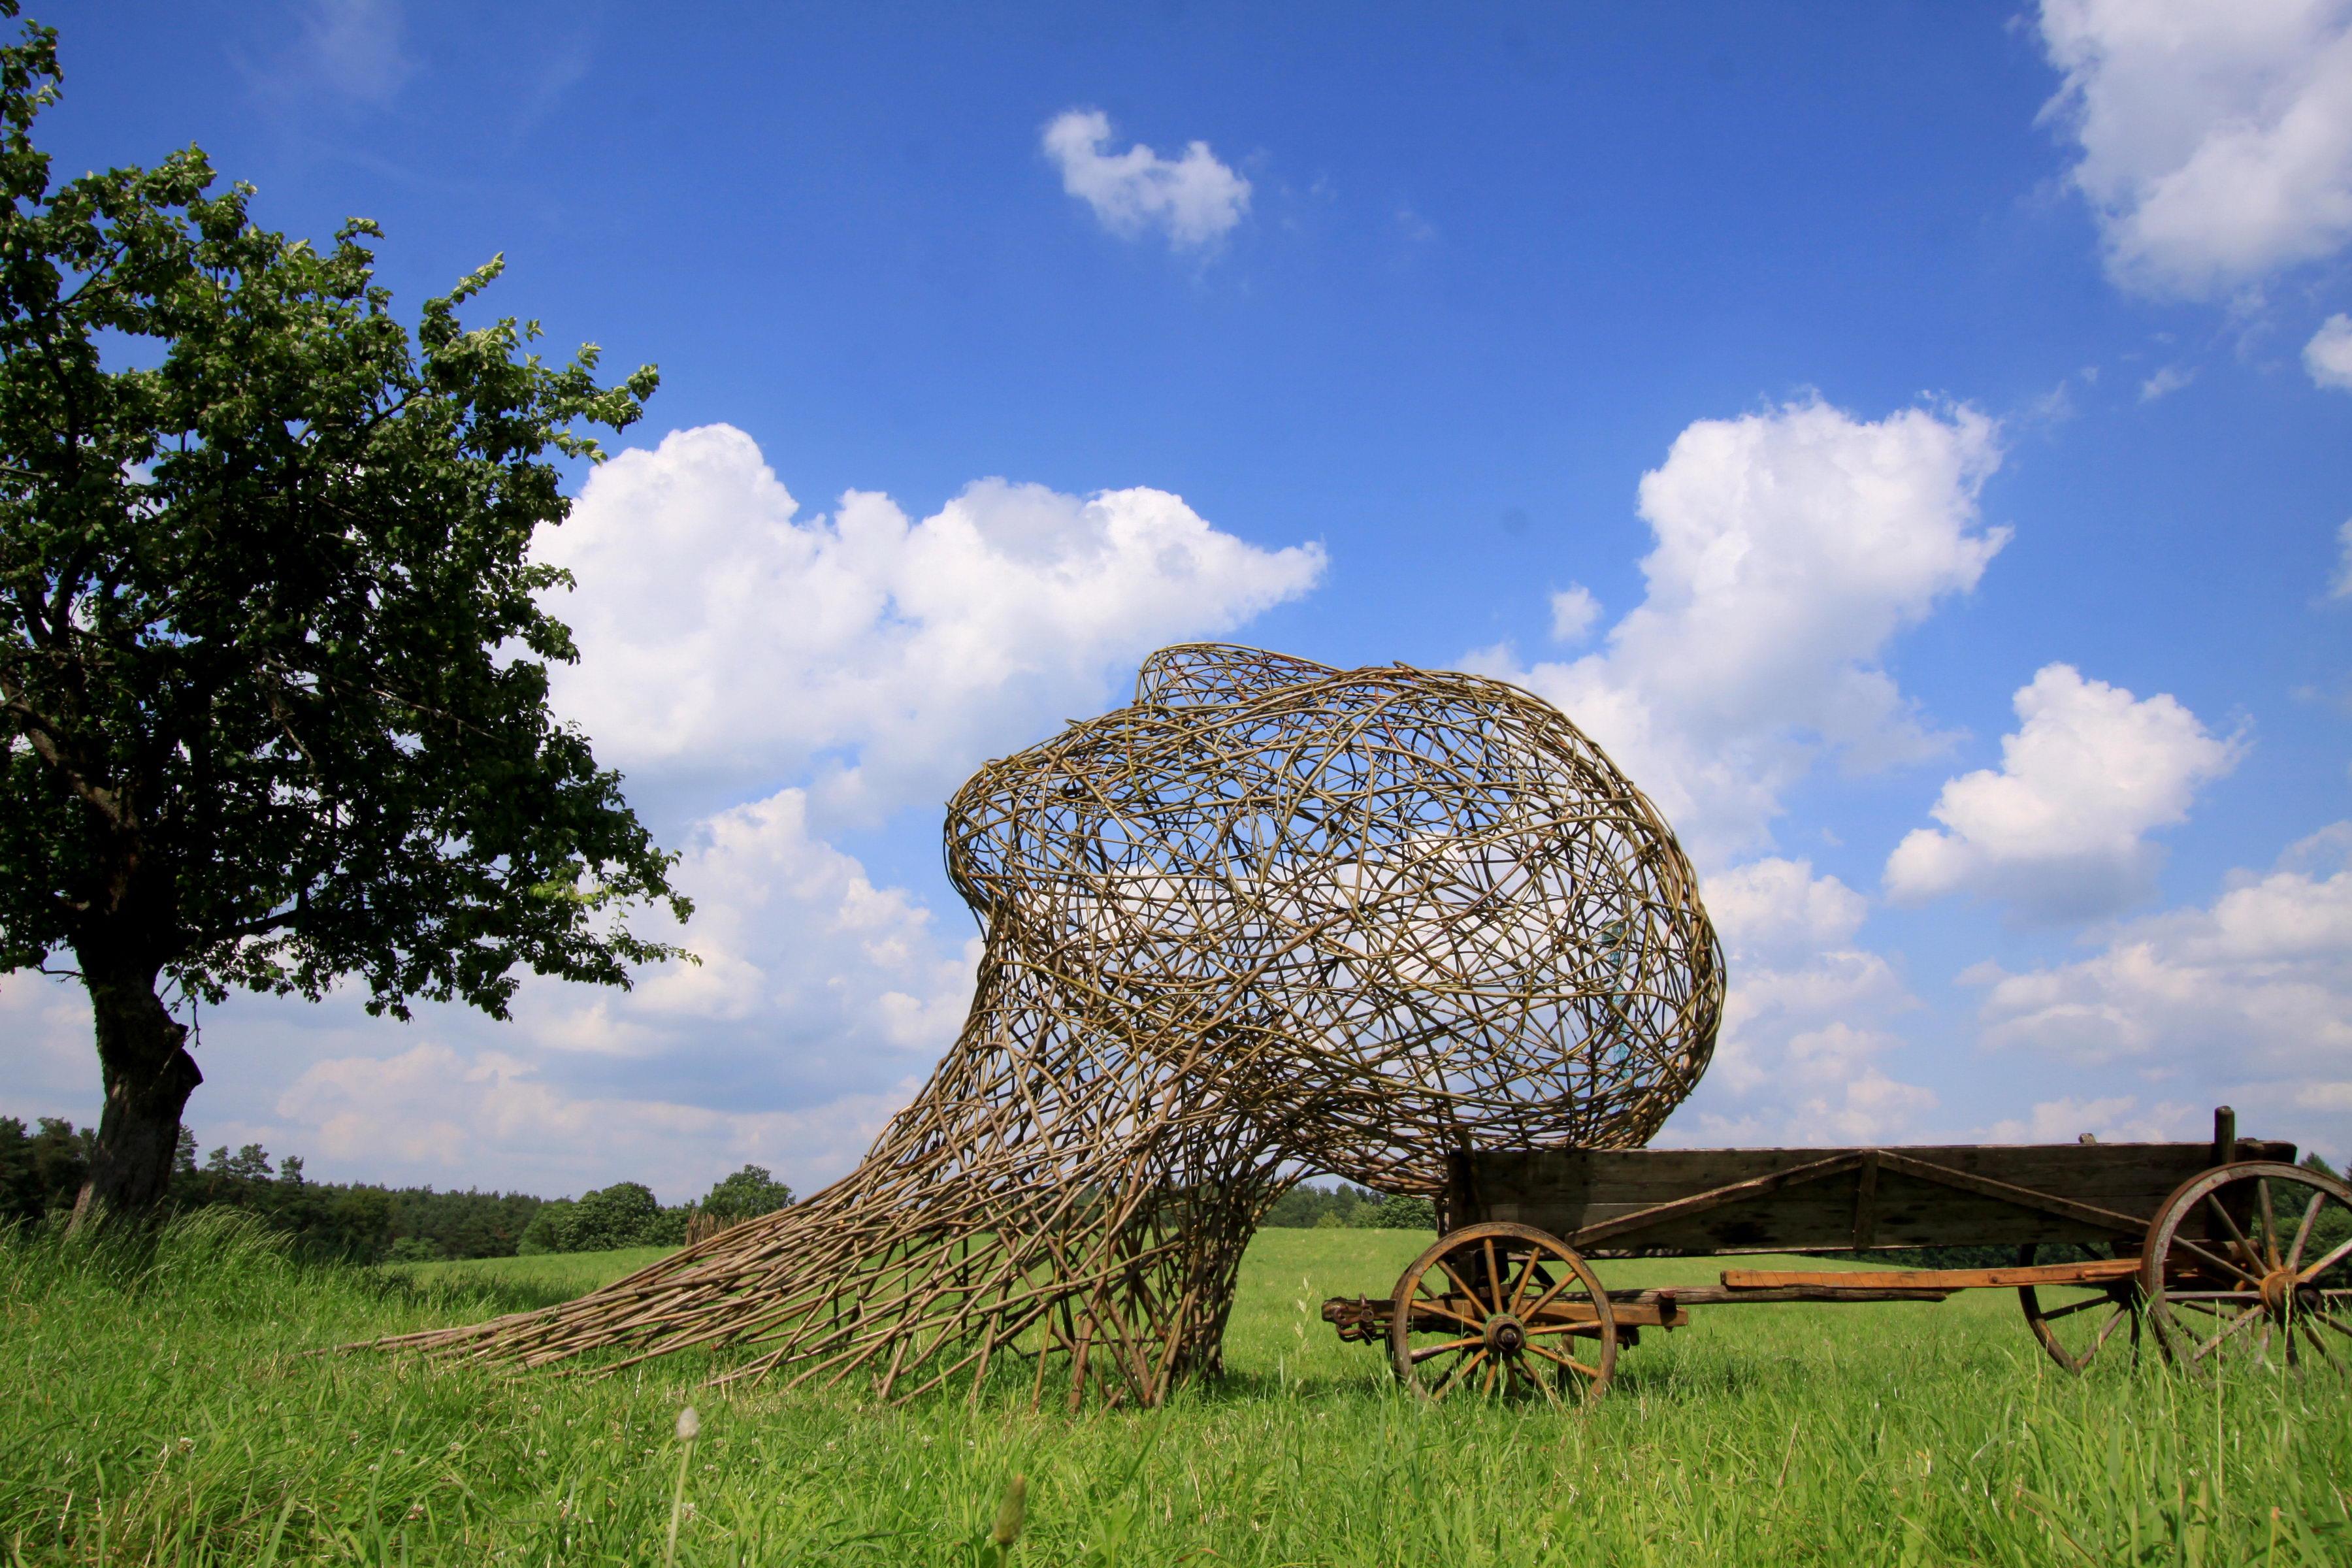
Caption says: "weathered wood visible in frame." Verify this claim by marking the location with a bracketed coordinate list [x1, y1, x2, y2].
[1472, 1138, 2295, 1254]
[1556, 1152, 1863, 1249]
[1722, 1258, 2141, 1292]
[1850, 1149, 1880, 1250]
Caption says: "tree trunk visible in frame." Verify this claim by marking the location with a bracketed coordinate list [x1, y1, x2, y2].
[67, 949, 201, 1232]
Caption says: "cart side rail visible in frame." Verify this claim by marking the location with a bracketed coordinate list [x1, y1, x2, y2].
[1454, 1128, 2295, 1255]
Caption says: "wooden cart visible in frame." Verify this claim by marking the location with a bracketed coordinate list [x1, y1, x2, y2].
[1321, 1108, 2352, 1402]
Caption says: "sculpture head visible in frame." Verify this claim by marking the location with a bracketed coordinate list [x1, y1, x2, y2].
[943, 644, 1723, 1189]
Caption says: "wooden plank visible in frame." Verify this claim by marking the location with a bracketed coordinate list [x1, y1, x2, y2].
[1471, 1137, 2298, 1252]
[1559, 1152, 1863, 1249]
[1872, 1151, 2149, 1236]
[1721, 1258, 2141, 1292]
[1851, 1149, 1880, 1250]
[1471, 1138, 2297, 1220]
[1633, 1284, 1954, 1306]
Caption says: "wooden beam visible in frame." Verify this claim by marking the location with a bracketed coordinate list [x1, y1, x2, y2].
[2210, 1105, 2236, 1168]
[1565, 1151, 1864, 1249]
[1872, 1151, 2148, 1237]
[1850, 1149, 1880, 1250]
[1722, 1257, 2141, 1292]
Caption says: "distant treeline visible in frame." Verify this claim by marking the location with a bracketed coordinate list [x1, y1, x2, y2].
[0, 1116, 792, 1264]
[1264, 1181, 1435, 1230]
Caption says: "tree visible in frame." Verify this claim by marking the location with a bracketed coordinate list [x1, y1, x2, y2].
[0, 8, 689, 1226]
[698, 1163, 792, 1222]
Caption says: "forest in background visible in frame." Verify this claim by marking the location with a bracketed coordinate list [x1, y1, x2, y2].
[0, 1115, 793, 1262]
[2, 1113, 1426, 1257]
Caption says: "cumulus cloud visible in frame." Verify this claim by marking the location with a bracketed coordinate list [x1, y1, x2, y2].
[1547, 584, 1601, 644]
[1885, 664, 2242, 920]
[2037, 0, 2352, 297]
[2310, 314, 2352, 389]
[517, 787, 979, 1076]
[537, 425, 1324, 824]
[2332, 519, 2352, 598]
[1471, 398, 2006, 858]
[1661, 858, 1934, 1147]
[1981, 1094, 2198, 1144]
[2138, 365, 2195, 402]
[272, 1043, 919, 1200]
[1967, 825, 2352, 1155]
[1041, 108, 1252, 250]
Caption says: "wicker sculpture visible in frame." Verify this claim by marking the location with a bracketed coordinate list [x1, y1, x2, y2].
[375, 644, 1724, 1406]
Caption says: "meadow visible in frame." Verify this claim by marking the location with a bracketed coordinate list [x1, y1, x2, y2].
[4, 1211, 2347, 1565]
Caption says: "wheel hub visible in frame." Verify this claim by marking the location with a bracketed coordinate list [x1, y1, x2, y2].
[2259, 1266, 2311, 1316]
[1484, 1311, 1526, 1354]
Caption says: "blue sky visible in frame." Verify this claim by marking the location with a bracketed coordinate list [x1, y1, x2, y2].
[6, 0, 2351, 1198]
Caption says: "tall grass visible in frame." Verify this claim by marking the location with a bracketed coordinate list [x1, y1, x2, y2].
[3, 1213, 2347, 1564]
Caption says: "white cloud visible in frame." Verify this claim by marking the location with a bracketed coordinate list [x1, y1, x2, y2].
[1981, 1094, 2198, 1144]
[1885, 663, 2242, 920]
[1968, 825, 2352, 1156]
[2309, 313, 2352, 389]
[518, 785, 979, 1064]
[1041, 108, 1252, 250]
[1661, 859, 1935, 1147]
[1547, 584, 1601, 644]
[2138, 365, 2195, 401]
[2332, 519, 2352, 598]
[272, 1043, 917, 1200]
[2037, 0, 2352, 298]
[537, 425, 1324, 824]
[1471, 398, 2006, 858]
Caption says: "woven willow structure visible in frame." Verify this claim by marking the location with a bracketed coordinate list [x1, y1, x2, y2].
[374, 644, 1723, 1406]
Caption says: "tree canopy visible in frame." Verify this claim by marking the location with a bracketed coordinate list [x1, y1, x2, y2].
[0, 5, 689, 1220]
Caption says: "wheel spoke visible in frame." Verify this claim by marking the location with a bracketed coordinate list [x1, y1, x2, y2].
[1431, 1347, 1487, 1399]
[1409, 1295, 1486, 1333]
[2167, 1234, 2266, 1288]
[2037, 1295, 2111, 1322]
[1525, 1340, 1601, 1382]
[2257, 1180, 2282, 1271]
[1518, 1270, 1577, 1324]
[2296, 1235, 2352, 1284]
[2286, 1191, 2326, 1273]
[2296, 1319, 2348, 1373]
[1506, 1256, 1544, 1316]
[2202, 1193, 2262, 1274]
[1437, 1258, 1486, 1311]
[1407, 1335, 1481, 1364]
[2091, 1303, 2132, 1353]
[1479, 1353, 1501, 1397]
[2191, 1303, 2264, 1362]
[2308, 1309, 2352, 1342]
[1507, 1353, 1560, 1407]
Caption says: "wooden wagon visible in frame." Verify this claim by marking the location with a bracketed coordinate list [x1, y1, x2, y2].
[1321, 1108, 2352, 1402]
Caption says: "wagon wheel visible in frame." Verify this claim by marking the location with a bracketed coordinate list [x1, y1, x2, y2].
[2016, 1242, 2141, 1373]
[2142, 1161, 2352, 1379]
[1388, 1222, 1616, 1405]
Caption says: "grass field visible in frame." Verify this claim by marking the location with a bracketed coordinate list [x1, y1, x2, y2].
[5, 1212, 2348, 1565]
